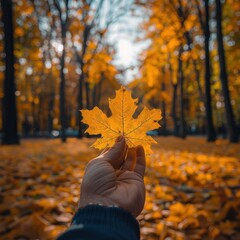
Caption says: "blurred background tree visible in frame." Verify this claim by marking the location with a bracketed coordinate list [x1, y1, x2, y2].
[1, 0, 19, 144]
[131, 0, 239, 142]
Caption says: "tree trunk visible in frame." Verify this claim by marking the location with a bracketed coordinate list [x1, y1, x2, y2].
[172, 83, 178, 136]
[76, 25, 90, 138]
[48, 92, 55, 135]
[204, 0, 216, 142]
[215, 0, 238, 142]
[193, 60, 204, 102]
[160, 68, 167, 135]
[170, 62, 178, 136]
[178, 48, 186, 138]
[161, 100, 167, 134]
[37, 92, 43, 132]
[46, 55, 55, 136]
[97, 78, 103, 107]
[92, 83, 97, 107]
[77, 71, 84, 138]
[1, 0, 19, 145]
[59, 27, 67, 142]
[85, 81, 90, 109]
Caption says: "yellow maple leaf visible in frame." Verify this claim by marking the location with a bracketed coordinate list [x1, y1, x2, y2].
[81, 86, 162, 154]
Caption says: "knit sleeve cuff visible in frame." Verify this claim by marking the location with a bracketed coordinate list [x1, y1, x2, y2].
[57, 205, 140, 240]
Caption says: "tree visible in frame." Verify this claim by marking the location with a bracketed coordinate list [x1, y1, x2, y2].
[31, 0, 56, 136]
[135, 0, 235, 139]
[84, 44, 118, 108]
[1, 0, 19, 144]
[196, 0, 216, 141]
[168, 0, 192, 138]
[215, 0, 238, 142]
[53, 0, 70, 143]
[203, 0, 216, 141]
[178, 47, 187, 138]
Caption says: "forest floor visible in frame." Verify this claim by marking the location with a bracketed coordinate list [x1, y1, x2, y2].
[0, 137, 240, 240]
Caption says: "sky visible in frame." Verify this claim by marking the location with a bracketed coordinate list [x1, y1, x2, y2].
[107, 6, 148, 84]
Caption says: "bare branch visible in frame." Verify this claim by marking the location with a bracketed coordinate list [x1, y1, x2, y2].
[195, 0, 205, 30]
[53, 0, 62, 15]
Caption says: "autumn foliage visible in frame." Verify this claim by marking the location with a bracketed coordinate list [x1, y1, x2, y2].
[0, 137, 240, 239]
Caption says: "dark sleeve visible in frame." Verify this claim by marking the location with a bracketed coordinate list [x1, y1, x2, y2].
[56, 205, 140, 240]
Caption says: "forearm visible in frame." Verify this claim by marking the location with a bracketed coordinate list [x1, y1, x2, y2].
[57, 205, 140, 240]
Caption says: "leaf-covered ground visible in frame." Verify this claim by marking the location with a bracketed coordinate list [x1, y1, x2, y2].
[0, 137, 240, 240]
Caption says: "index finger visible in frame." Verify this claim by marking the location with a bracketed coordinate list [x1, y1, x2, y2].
[134, 145, 146, 178]
[101, 136, 127, 169]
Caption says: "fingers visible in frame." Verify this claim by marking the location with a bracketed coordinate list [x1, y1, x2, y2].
[134, 146, 146, 178]
[101, 147, 110, 155]
[122, 148, 136, 171]
[102, 136, 127, 169]
[122, 145, 146, 178]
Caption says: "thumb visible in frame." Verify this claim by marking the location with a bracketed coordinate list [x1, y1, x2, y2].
[102, 136, 127, 169]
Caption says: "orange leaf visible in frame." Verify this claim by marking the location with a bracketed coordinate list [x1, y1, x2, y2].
[81, 86, 162, 154]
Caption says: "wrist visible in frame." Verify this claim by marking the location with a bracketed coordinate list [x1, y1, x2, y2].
[78, 195, 119, 209]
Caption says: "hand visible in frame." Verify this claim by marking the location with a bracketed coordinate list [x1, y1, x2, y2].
[79, 136, 146, 217]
